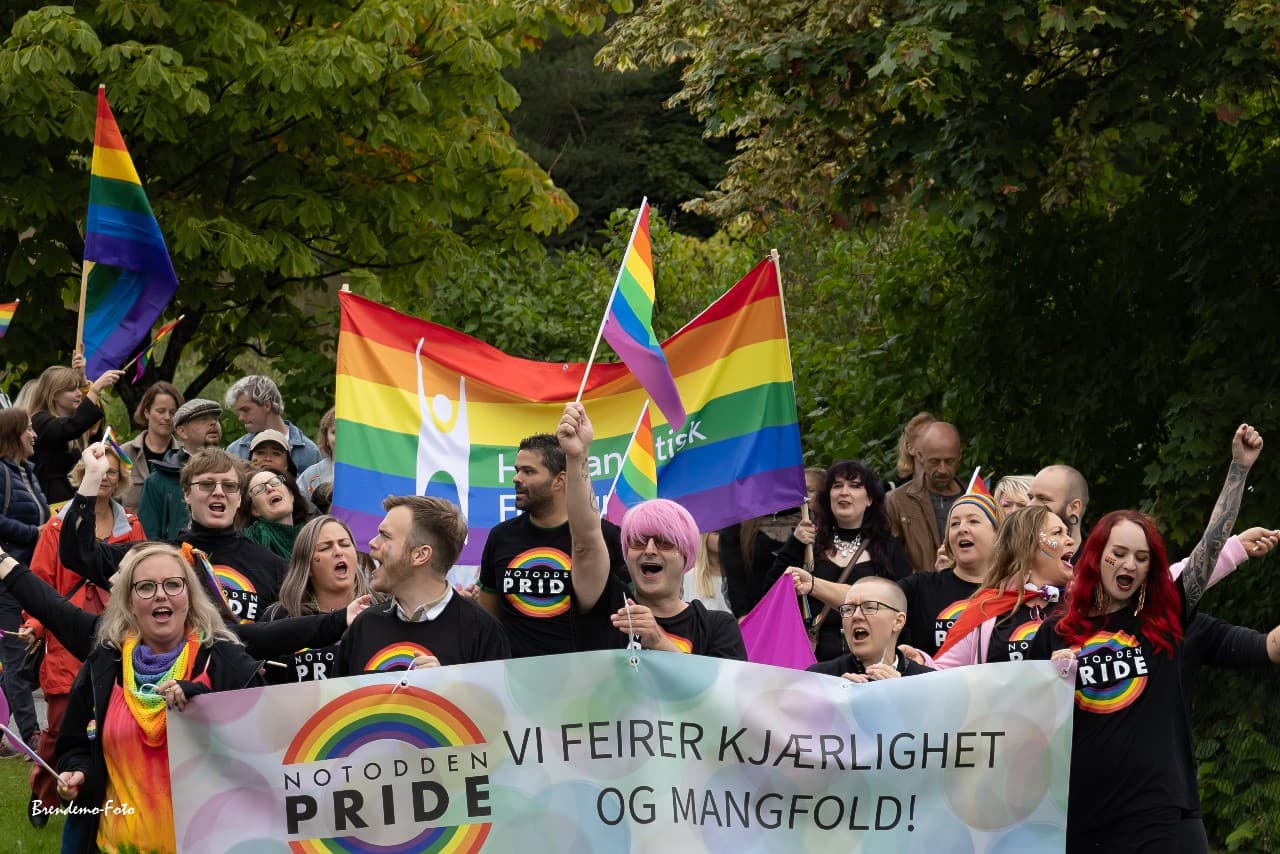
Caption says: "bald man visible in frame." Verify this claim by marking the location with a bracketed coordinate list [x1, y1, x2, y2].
[885, 421, 965, 573]
[1029, 464, 1090, 544]
[807, 577, 933, 681]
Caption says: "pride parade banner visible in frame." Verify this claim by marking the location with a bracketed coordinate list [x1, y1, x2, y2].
[168, 653, 1072, 852]
[332, 257, 807, 563]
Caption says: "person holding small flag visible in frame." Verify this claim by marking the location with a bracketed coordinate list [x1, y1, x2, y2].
[559, 402, 744, 659]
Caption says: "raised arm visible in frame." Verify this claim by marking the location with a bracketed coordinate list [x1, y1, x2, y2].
[58, 444, 128, 587]
[559, 402, 610, 611]
[0, 553, 99, 661]
[1181, 424, 1263, 611]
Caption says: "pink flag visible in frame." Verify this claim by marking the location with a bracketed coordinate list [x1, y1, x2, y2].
[739, 574, 817, 670]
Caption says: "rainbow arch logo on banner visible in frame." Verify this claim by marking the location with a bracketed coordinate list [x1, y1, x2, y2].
[213, 565, 256, 592]
[505, 547, 572, 618]
[283, 685, 490, 853]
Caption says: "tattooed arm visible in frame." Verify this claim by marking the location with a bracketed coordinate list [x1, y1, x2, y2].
[1182, 424, 1264, 610]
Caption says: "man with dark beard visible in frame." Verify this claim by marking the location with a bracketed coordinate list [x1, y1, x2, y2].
[477, 433, 625, 657]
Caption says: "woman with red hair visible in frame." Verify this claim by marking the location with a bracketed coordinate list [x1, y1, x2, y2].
[1029, 423, 1264, 853]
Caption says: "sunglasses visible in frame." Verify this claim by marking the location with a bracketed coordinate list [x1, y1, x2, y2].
[626, 534, 679, 552]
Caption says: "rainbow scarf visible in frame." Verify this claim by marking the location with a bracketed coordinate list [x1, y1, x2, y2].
[121, 632, 198, 745]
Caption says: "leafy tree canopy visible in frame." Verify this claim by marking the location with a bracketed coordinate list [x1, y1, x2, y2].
[600, 1, 1280, 236]
[0, 0, 627, 421]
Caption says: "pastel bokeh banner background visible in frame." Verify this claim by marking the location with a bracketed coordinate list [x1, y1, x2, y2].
[168, 653, 1072, 852]
[332, 257, 807, 563]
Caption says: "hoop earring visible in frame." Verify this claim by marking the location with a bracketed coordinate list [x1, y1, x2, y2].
[1134, 582, 1146, 615]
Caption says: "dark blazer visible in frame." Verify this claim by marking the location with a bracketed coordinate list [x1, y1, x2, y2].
[0, 456, 50, 564]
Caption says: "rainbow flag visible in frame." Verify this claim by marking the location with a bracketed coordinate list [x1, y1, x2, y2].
[0, 300, 17, 338]
[101, 426, 134, 469]
[598, 199, 686, 429]
[604, 401, 657, 524]
[82, 87, 180, 379]
[132, 314, 183, 381]
[333, 257, 806, 563]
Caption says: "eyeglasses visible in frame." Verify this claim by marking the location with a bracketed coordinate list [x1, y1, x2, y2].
[191, 479, 241, 494]
[838, 600, 901, 618]
[626, 534, 679, 552]
[100, 470, 120, 481]
[132, 577, 187, 599]
[248, 474, 285, 497]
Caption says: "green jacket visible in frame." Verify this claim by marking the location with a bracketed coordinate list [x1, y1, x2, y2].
[137, 448, 189, 540]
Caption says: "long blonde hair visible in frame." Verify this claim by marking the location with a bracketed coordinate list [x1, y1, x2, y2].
[689, 532, 722, 599]
[96, 542, 240, 650]
[977, 505, 1051, 620]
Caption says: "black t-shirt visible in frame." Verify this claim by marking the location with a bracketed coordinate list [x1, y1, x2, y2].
[178, 523, 286, 624]
[984, 601, 1053, 663]
[1027, 582, 1195, 837]
[478, 513, 626, 658]
[897, 570, 981, 656]
[261, 605, 342, 684]
[807, 651, 934, 678]
[337, 594, 510, 675]
[577, 575, 746, 659]
[771, 533, 911, 661]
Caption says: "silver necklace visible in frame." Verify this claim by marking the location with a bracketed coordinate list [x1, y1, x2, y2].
[832, 530, 862, 558]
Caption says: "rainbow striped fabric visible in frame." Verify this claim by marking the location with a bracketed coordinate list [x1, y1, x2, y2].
[604, 400, 657, 524]
[0, 300, 17, 338]
[333, 256, 806, 562]
[82, 88, 180, 378]
[600, 200, 685, 429]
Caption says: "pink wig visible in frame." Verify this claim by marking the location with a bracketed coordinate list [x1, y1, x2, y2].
[620, 499, 700, 573]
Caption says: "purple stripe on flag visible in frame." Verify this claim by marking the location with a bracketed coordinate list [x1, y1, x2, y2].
[84, 271, 181, 378]
[672, 466, 807, 535]
[739, 574, 817, 670]
[605, 492, 628, 526]
[603, 314, 685, 429]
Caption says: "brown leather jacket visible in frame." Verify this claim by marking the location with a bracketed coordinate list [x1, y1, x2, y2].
[885, 473, 961, 573]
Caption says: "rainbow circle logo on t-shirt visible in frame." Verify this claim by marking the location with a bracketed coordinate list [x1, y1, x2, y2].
[366, 642, 434, 672]
[1074, 630, 1149, 714]
[503, 547, 572, 618]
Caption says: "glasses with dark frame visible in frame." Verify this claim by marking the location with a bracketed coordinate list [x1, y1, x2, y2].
[132, 577, 187, 599]
[838, 600, 901, 618]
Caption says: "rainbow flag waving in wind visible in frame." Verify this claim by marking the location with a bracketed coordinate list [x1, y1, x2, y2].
[604, 401, 658, 524]
[333, 257, 806, 563]
[597, 199, 686, 429]
[82, 87, 180, 379]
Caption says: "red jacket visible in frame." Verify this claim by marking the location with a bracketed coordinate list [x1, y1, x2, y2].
[22, 506, 145, 695]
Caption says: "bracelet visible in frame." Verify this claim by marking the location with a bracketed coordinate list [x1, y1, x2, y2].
[807, 577, 815, 595]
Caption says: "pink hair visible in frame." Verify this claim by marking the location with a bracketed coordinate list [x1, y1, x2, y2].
[620, 499, 700, 572]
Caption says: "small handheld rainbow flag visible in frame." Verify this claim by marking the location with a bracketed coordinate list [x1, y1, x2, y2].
[130, 314, 183, 382]
[101, 426, 133, 469]
[181, 543, 230, 610]
[603, 400, 658, 524]
[0, 300, 17, 338]
[966, 466, 992, 496]
[580, 199, 686, 430]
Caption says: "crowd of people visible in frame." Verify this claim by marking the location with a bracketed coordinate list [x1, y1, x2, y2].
[1, 360, 1278, 853]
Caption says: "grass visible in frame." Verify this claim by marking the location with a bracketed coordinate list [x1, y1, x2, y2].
[0, 757, 63, 853]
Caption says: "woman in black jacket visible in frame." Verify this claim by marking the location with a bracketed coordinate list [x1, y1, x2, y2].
[0, 406, 50, 749]
[28, 360, 123, 504]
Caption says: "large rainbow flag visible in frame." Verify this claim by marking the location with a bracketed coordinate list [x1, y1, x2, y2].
[334, 257, 806, 563]
[82, 87, 180, 378]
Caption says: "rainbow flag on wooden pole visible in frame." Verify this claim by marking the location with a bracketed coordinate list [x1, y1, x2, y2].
[333, 256, 806, 563]
[78, 86, 180, 378]
[603, 400, 657, 524]
[578, 198, 686, 429]
[0, 300, 17, 338]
